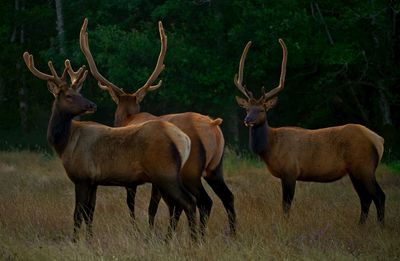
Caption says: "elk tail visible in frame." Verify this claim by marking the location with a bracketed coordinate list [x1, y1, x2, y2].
[165, 123, 191, 170]
[210, 118, 223, 126]
[360, 126, 385, 161]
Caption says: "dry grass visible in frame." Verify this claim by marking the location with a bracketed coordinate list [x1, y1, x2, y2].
[1, 149, 399, 260]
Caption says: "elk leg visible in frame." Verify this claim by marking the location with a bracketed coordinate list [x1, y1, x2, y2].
[350, 176, 372, 224]
[185, 204, 197, 241]
[84, 185, 97, 240]
[205, 174, 236, 236]
[281, 178, 296, 218]
[373, 181, 385, 226]
[126, 186, 137, 225]
[148, 185, 162, 229]
[366, 179, 385, 226]
[169, 206, 183, 238]
[158, 192, 182, 240]
[73, 182, 90, 242]
[183, 179, 212, 239]
[197, 185, 213, 239]
[158, 183, 197, 241]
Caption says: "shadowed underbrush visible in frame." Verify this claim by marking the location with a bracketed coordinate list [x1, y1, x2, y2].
[0, 149, 399, 260]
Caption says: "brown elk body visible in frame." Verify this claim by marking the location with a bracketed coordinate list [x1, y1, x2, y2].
[80, 18, 235, 237]
[22, 52, 198, 241]
[234, 40, 385, 225]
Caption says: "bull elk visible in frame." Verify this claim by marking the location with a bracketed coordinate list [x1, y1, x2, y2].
[234, 40, 385, 225]
[79, 18, 236, 237]
[22, 51, 198, 241]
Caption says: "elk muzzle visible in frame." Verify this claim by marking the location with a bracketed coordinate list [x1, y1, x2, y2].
[84, 102, 97, 114]
[244, 116, 256, 127]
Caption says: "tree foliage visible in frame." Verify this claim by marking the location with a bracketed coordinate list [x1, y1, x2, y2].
[1, 0, 399, 158]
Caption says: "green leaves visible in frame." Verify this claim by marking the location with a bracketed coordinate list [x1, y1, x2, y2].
[1, 0, 399, 157]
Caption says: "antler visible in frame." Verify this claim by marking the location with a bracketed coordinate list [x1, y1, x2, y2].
[134, 21, 167, 95]
[65, 60, 88, 90]
[79, 18, 125, 96]
[23, 52, 68, 86]
[263, 39, 287, 101]
[234, 41, 254, 99]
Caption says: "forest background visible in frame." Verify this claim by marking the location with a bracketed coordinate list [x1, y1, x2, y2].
[1, 0, 399, 160]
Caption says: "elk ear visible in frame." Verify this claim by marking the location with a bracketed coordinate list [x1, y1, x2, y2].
[75, 83, 84, 93]
[235, 96, 249, 108]
[263, 97, 278, 110]
[47, 81, 60, 97]
[135, 89, 147, 104]
[99, 82, 120, 104]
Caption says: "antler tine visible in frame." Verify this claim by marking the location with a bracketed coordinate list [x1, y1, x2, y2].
[23, 52, 55, 81]
[148, 80, 162, 91]
[234, 41, 253, 99]
[263, 38, 287, 101]
[79, 18, 125, 95]
[98, 82, 110, 90]
[135, 21, 167, 94]
[65, 60, 87, 89]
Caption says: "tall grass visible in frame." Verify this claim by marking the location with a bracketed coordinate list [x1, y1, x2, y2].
[1, 150, 399, 260]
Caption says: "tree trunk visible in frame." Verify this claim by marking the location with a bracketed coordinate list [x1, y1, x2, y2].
[12, 0, 28, 131]
[348, 84, 370, 125]
[0, 77, 4, 103]
[225, 108, 240, 149]
[378, 82, 392, 126]
[54, 0, 65, 55]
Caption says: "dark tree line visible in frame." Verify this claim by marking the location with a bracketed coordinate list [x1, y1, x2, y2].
[0, 0, 399, 159]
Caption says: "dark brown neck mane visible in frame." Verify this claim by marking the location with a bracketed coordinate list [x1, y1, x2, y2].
[47, 102, 74, 156]
[249, 121, 269, 156]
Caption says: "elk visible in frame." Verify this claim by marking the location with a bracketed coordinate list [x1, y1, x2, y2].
[79, 18, 235, 237]
[234, 39, 385, 225]
[22, 51, 198, 241]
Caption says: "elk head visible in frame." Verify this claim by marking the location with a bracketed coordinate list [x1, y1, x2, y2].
[22, 52, 96, 116]
[80, 18, 167, 126]
[234, 39, 287, 127]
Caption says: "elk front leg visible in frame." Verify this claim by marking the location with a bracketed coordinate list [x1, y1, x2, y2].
[73, 182, 90, 242]
[281, 178, 296, 218]
[84, 185, 97, 240]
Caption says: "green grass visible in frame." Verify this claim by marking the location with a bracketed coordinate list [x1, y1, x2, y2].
[1, 150, 400, 260]
[386, 160, 400, 175]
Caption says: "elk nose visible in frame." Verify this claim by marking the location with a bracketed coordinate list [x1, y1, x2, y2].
[244, 116, 255, 127]
[86, 102, 97, 112]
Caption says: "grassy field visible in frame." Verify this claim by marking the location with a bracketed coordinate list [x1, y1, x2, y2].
[0, 149, 399, 260]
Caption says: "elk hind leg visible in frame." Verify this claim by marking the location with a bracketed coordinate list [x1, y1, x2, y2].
[350, 176, 372, 224]
[367, 179, 385, 225]
[148, 185, 162, 229]
[158, 183, 197, 241]
[374, 181, 385, 225]
[158, 191, 182, 240]
[205, 163, 236, 236]
[196, 185, 213, 239]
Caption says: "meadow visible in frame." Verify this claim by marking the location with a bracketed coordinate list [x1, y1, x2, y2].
[0, 149, 399, 260]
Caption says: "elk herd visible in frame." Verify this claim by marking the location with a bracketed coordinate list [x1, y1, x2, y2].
[22, 18, 385, 242]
